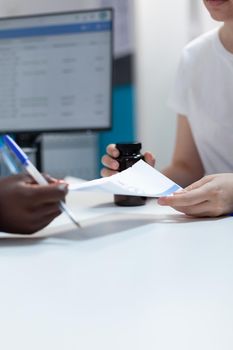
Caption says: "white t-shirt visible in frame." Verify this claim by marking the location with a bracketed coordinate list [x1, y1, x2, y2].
[169, 27, 233, 175]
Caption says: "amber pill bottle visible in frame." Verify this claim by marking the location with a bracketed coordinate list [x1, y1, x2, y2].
[114, 143, 146, 206]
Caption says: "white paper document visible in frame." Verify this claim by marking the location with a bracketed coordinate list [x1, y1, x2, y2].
[69, 160, 182, 197]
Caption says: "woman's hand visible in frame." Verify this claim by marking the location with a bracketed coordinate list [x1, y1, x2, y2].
[101, 143, 155, 177]
[158, 173, 233, 217]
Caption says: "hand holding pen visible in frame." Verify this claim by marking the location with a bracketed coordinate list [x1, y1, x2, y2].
[3, 135, 81, 229]
[0, 173, 68, 234]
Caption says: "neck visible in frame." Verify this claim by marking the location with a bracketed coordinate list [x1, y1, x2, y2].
[219, 23, 233, 54]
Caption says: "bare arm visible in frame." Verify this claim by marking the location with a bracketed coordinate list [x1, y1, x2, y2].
[157, 116, 233, 217]
[162, 114, 204, 187]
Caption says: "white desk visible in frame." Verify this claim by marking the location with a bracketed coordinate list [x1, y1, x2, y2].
[0, 187, 233, 350]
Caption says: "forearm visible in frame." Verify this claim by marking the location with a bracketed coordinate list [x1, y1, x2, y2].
[162, 162, 204, 188]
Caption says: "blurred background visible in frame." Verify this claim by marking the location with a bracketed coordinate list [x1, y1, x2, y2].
[0, 0, 219, 178]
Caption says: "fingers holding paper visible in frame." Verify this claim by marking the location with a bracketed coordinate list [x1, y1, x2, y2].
[157, 174, 233, 217]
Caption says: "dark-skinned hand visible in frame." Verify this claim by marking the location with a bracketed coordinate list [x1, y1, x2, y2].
[0, 174, 68, 234]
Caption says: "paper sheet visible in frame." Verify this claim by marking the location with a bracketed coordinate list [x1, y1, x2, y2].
[69, 160, 182, 197]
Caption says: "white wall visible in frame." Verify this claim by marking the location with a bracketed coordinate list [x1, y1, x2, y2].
[134, 1, 219, 170]
[0, 0, 98, 16]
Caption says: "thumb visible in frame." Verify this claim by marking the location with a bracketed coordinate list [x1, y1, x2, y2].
[143, 152, 156, 167]
[177, 176, 212, 194]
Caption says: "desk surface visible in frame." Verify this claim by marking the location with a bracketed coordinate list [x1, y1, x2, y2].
[0, 186, 233, 350]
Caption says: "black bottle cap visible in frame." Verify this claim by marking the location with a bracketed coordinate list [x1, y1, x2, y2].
[116, 142, 142, 154]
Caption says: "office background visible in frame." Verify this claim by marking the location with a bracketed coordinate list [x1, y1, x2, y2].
[0, 0, 218, 178]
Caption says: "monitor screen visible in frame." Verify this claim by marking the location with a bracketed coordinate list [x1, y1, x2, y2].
[0, 9, 112, 133]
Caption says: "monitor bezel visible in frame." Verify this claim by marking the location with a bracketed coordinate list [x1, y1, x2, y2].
[0, 8, 113, 136]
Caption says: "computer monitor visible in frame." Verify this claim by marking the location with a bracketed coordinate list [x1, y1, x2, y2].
[0, 9, 113, 134]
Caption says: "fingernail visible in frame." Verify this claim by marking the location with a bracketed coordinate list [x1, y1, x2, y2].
[112, 150, 119, 157]
[157, 197, 165, 205]
[58, 184, 68, 192]
[112, 161, 119, 169]
[174, 189, 185, 195]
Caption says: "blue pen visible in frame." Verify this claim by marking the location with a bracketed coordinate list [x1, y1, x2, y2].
[3, 134, 81, 228]
[0, 143, 19, 175]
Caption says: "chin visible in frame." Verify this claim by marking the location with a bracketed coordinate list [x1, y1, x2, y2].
[209, 12, 225, 21]
[203, 1, 232, 21]
[205, 8, 230, 21]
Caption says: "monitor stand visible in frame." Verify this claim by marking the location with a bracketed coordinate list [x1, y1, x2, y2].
[14, 133, 42, 171]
